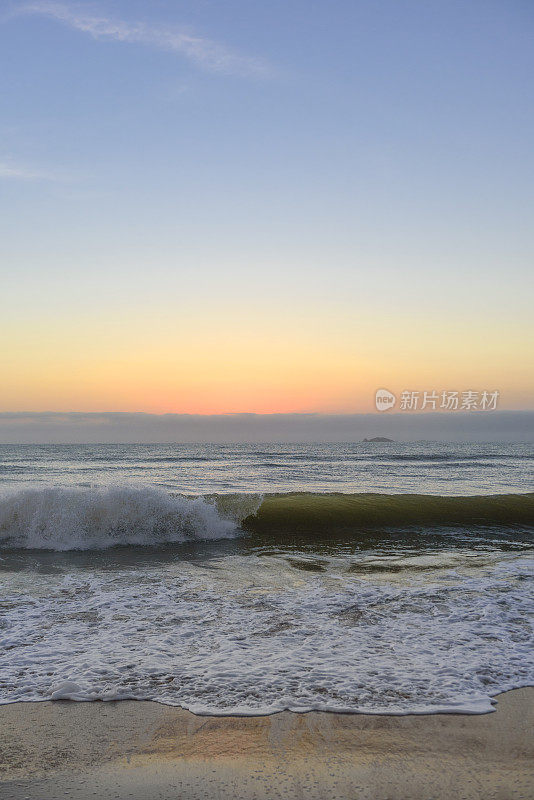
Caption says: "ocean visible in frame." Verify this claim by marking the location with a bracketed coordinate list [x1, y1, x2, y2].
[0, 442, 532, 715]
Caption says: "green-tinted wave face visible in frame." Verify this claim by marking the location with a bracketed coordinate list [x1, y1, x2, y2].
[240, 492, 534, 535]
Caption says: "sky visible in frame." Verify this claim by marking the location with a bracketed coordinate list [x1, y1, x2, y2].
[1, 0, 533, 418]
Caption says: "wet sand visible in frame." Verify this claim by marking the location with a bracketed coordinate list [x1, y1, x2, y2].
[0, 688, 532, 799]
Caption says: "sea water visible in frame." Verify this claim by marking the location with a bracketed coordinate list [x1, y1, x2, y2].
[0, 442, 532, 714]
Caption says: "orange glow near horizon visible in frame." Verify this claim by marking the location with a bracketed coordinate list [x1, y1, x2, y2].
[2, 302, 532, 414]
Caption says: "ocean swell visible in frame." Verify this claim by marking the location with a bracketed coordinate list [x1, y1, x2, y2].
[242, 492, 534, 534]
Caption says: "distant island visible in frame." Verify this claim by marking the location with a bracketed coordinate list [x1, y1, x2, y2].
[363, 437, 394, 442]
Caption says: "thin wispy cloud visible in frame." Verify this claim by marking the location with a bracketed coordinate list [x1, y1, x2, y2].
[14, 1, 270, 77]
[0, 160, 61, 181]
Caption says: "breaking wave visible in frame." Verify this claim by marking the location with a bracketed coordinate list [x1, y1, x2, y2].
[0, 486, 532, 551]
[0, 486, 245, 551]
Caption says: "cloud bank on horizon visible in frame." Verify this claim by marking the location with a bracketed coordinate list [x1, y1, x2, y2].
[0, 412, 531, 444]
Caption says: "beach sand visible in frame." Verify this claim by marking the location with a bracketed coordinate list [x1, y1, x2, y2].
[0, 688, 532, 799]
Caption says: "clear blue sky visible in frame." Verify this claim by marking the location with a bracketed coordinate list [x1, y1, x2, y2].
[1, 0, 533, 414]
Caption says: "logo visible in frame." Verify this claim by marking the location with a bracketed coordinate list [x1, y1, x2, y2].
[375, 388, 396, 411]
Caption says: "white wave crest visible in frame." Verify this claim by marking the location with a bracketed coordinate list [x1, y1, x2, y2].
[0, 486, 240, 550]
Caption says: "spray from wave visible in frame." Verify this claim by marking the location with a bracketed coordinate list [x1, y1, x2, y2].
[0, 486, 247, 551]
